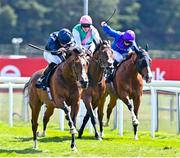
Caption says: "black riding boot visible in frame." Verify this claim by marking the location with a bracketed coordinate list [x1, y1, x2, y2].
[105, 68, 114, 83]
[105, 60, 118, 83]
[35, 63, 56, 90]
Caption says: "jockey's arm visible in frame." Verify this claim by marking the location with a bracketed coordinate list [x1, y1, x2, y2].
[88, 27, 101, 54]
[72, 28, 84, 49]
[102, 25, 120, 38]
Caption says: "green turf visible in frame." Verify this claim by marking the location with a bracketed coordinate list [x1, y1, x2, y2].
[0, 121, 179, 157]
[0, 91, 179, 156]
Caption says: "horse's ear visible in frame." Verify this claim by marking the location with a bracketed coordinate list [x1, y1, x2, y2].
[133, 46, 140, 54]
[145, 43, 149, 52]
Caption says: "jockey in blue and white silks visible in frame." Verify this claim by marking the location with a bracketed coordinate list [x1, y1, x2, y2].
[36, 28, 78, 89]
[72, 15, 101, 56]
[101, 21, 139, 64]
[44, 28, 76, 64]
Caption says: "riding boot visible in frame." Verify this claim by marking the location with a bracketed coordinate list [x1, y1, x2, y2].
[35, 62, 56, 90]
[105, 68, 114, 83]
[105, 60, 118, 83]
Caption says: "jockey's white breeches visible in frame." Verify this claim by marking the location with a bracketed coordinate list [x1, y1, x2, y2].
[43, 51, 63, 64]
[112, 50, 124, 63]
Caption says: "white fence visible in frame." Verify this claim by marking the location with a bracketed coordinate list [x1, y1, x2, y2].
[0, 77, 180, 137]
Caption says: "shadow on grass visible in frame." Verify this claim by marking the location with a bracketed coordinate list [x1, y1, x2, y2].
[0, 147, 42, 154]
[39, 136, 72, 143]
[13, 137, 32, 142]
[14, 136, 73, 143]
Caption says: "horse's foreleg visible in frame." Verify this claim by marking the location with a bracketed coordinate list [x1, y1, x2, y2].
[70, 102, 80, 152]
[88, 106, 101, 140]
[63, 105, 77, 134]
[132, 96, 141, 140]
[78, 111, 89, 138]
[123, 97, 139, 126]
[97, 94, 107, 138]
[71, 134, 77, 152]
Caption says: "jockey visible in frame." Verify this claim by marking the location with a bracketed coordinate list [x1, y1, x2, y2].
[101, 21, 139, 82]
[72, 15, 101, 57]
[36, 28, 77, 89]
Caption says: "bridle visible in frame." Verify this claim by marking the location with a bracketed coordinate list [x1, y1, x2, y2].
[93, 45, 113, 68]
[136, 50, 151, 75]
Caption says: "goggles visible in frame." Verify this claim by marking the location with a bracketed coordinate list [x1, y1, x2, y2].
[124, 41, 133, 46]
[81, 24, 91, 28]
[62, 40, 76, 48]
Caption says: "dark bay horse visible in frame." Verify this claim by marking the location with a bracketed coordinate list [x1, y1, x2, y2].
[98, 46, 153, 140]
[78, 40, 114, 139]
[25, 51, 89, 151]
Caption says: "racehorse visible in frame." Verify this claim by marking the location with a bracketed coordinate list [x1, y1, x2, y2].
[78, 40, 114, 139]
[98, 46, 152, 140]
[25, 51, 89, 151]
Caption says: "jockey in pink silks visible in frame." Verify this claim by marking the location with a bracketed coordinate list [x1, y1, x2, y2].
[72, 15, 101, 56]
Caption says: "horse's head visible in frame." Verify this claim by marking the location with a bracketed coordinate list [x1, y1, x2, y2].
[134, 45, 153, 83]
[93, 40, 114, 68]
[70, 52, 89, 88]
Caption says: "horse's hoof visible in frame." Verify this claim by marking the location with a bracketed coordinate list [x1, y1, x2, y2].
[71, 146, 78, 152]
[33, 143, 38, 149]
[134, 134, 138, 140]
[70, 127, 78, 134]
[96, 136, 102, 141]
[95, 133, 102, 141]
[33, 140, 38, 149]
[100, 132, 104, 138]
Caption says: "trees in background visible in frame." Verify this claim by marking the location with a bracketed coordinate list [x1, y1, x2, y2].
[0, 0, 179, 50]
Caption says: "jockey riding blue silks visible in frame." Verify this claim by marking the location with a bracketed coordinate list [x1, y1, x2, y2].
[101, 21, 139, 83]
[44, 28, 76, 64]
[36, 28, 78, 89]
[101, 22, 139, 64]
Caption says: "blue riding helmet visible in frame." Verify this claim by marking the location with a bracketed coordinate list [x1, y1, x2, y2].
[58, 28, 74, 45]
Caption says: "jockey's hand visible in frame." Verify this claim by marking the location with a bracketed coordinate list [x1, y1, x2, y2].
[128, 51, 134, 56]
[101, 21, 107, 27]
[86, 49, 93, 57]
[57, 47, 67, 55]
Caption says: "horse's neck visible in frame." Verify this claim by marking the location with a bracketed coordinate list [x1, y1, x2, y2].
[59, 58, 75, 82]
[88, 58, 104, 85]
[120, 57, 138, 78]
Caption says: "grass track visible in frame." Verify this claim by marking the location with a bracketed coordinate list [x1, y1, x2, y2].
[0, 122, 179, 157]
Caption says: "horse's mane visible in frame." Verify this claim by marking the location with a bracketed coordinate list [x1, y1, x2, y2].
[94, 40, 111, 54]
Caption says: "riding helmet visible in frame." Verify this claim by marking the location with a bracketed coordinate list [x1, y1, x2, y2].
[123, 30, 135, 42]
[58, 28, 73, 44]
[80, 15, 92, 25]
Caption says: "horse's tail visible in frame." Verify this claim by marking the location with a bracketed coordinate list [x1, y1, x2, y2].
[23, 80, 30, 107]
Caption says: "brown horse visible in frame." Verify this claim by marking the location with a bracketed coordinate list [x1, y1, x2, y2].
[25, 51, 89, 151]
[78, 40, 114, 139]
[98, 46, 153, 140]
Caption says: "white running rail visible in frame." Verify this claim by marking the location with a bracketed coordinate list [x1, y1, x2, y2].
[0, 77, 180, 137]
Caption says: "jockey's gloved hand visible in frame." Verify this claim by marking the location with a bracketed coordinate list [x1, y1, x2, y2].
[58, 47, 67, 53]
[86, 49, 93, 57]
